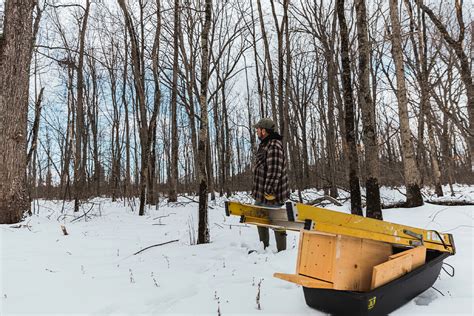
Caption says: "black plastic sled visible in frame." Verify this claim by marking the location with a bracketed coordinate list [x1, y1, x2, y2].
[302, 250, 451, 316]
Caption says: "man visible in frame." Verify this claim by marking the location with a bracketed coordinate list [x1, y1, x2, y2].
[252, 118, 289, 251]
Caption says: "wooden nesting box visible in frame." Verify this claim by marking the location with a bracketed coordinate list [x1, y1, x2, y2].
[370, 245, 426, 290]
[275, 230, 392, 291]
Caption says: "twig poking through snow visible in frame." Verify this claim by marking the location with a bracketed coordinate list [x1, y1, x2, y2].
[162, 255, 170, 268]
[133, 240, 179, 255]
[256, 278, 263, 310]
[151, 272, 159, 287]
[61, 225, 69, 235]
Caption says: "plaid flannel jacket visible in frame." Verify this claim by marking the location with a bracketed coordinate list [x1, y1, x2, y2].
[252, 133, 289, 204]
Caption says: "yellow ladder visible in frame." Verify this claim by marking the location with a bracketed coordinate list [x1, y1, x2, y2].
[287, 202, 455, 254]
[224, 201, 455, 254]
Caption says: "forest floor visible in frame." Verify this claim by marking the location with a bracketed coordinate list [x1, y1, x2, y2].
[1, 185, 473, 315]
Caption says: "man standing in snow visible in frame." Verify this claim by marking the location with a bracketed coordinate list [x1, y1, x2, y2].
[252, 118, 289, 251]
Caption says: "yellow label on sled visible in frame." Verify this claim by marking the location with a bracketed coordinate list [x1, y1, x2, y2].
[368, 296, 376, 310]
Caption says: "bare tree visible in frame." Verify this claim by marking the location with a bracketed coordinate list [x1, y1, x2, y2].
[355, 0, 382, 218]
[256, 0, 278, 124]
[389, 0, 423, 207]
[73, 0, 91, 212]
[337, 0, 362, 215]
[198, 0, 212, 244]
[417, 0, 473, 174]
[168, 0, 180, 202]
[117, 0, 160, 215]
[0, 0, 36, 223]
[403, 0, 443, 196]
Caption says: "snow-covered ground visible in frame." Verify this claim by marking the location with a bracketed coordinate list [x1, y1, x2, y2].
[1, 185, 473, 315]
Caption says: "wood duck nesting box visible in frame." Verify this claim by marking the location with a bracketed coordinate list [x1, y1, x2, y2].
[275, 230, 393, 291]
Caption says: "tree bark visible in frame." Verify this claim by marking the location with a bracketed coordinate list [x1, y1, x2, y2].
[256, 0, 278, 124]
[404, 0, 443, 196]
[198, 0, 212, 244]
[389, 0, 423, 207]
[0, 0, 35, 224]
[148, 1, 162, 206]
[123, 30, 131, 199]
[337, 0, 362, 215]
[355, 0, 382, 219]
[168, 0, 180, 202]
[73, 0, 91, 212]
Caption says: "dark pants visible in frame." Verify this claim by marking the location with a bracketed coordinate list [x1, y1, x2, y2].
[255, 201, 287, 252]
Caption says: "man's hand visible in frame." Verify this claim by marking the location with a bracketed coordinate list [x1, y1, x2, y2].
[264, 193, 276, 201]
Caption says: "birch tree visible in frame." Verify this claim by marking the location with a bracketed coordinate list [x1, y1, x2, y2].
[389, 0, 423, 207]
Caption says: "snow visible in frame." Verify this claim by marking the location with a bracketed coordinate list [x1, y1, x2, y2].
[1, 185, 473, 315]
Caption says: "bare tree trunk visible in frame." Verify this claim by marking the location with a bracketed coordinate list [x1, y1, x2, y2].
[256, 0, 277, 124]
[168, 0, 180, 202]
[118, 0, 159, 215]
[355, 0, 382, 219]
[60, 65, 75, 200]
[119, 0, 146, 213]
[197, 0, 212, 244]
[326, 59, 339, 198]
[105, 45, 120, 201]
[0, 0, 35, 224]
[148, 1, 162, 206]
[405, 1, 443, 196]
[337, 0, 362, 215]
[122, 30, 131, 199]
[222, 82, 231, 197]
[440, 113, 455, 195]
[73, 0, 91, 212]
[389, 0, 423, 207]
[244, 55, 256, 153]
[86, 54, 101, 196]
[178, 15, 199, 184]
[206, 131, 215, 201]
[27, 88, 44, 167]
[269, 0, 289, 145]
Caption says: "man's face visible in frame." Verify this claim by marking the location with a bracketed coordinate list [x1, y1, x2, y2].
[256, 127, 266, 140]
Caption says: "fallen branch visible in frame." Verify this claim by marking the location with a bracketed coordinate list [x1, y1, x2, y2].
[180, 195, 199, 203]
[426, 200, 474, 206]
[9, 224, 30, 230]
[307, 195, 343, 206]
[133, 239, 179, 255]
[381, 201, 407, 209]
[153, 213, 176, 220]
[222, 223, 250, 228]
[178, 195, 215, 209]
[70, 204, 95, 223]
[9, 220, 32, 231]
